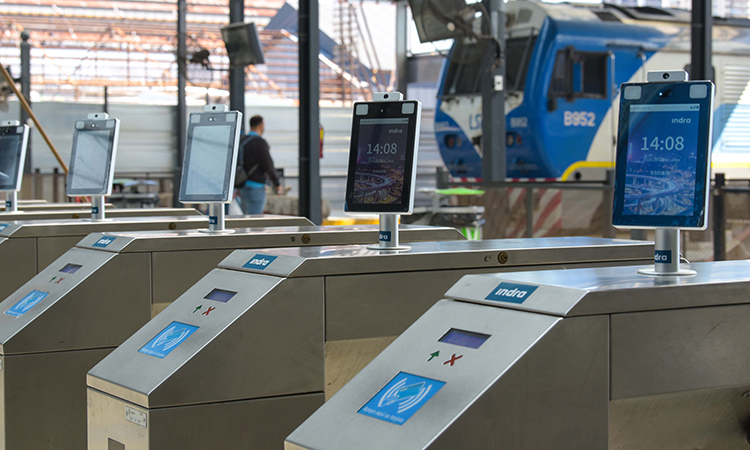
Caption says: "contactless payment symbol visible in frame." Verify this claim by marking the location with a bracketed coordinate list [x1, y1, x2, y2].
[485, 281, 538, 304]
[242, 254, 278, 270]
[93, 236, 116, 248]
[5, 290, 49, 317]
[138, 321, 198, 359]
[358, 372, 445, 425]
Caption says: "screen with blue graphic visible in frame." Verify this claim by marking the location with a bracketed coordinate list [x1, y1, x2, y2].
[139, 321, 199, 359]
[352, 118, 410, 206]
[439, 328, 490, 349]
[613, 81, 713, 229]
[205, 288, 236, 303]
[358, 372, 445, 425]
[624, 104, 700, 217]
[5, 290, 49, 318]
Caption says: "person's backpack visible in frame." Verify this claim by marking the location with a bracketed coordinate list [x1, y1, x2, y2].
[234, 134, 260, 188]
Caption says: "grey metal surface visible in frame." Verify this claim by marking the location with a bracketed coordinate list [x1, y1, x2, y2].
[445, 260, 750, 316]
[76, 225, 463, 253]
[88, 389, 324, 450]
[0, 207, 201, 222]
[0, 202, 113, 212]
[286, 300, 609, 450]
[87, 271, 325, 409]
[219, 237, 654, 278]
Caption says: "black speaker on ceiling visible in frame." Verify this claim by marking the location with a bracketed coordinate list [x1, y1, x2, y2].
[221, 22, 265, 67]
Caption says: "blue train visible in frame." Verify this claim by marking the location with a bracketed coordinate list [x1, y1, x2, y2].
[434, 1, 750, 181]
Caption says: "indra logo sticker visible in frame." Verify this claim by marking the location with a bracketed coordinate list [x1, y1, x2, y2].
[655, 250, 672, 264]
[485, 281, 538, 304]
[5, 290, 49, 318]
[379, 231, 392, 242]
[0, 224, 8, 232]
[93, 236, 116, 248]
[358, 372, 445, 425]
[139, 321, 199, 359]
[242, 254, 278, 270]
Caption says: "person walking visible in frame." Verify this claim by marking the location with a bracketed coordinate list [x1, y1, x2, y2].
[238, 115, 283, 214]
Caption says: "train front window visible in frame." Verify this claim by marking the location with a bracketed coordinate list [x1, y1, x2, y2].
[549, 48, 608, 100]
[442, 36, 536, 96]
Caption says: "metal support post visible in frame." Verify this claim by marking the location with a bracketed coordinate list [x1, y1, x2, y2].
[713, 173, 726, 261]
[481, 0, 506, 182]
[203, 203, 234, 233]
[368, 214, 410, 251]
[229, 0, 245, 131]
[5, 191, 18, 212]
[395, 1, 409, 95]
[639, 228, 696, 277]
[20, 32, 31, 174]
[298, 0, 322, 224]
[103, 86, 109, 114]
[691, 0, 713, 81]
[174, 0, 187, 207]
[91, 195, 105, 221]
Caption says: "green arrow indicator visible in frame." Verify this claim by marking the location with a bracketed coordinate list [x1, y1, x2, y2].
[428, 351, 440, 362]
[193, 305, 202, 314]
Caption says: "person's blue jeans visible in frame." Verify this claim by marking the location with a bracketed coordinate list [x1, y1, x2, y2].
[240, 185, 266, 215]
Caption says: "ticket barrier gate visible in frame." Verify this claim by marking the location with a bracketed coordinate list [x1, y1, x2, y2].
[0, 225, 460, 449]
[86, 237, 654, 450]
[0, 207, 200, 222]
[0, 214, 310, 302]
[286, 260, 750, 450]
[1, 202, 114, 212]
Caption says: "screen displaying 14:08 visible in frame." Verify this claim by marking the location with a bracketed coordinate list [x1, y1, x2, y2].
[625, 104, 700, 216]
[353, 118, 409, 205]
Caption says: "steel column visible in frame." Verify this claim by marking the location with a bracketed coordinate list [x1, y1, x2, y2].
[481, 0, 506, 182]
[20, 32, 31, 174]
[174, 0, 187, 207]
[229, 0, 245, 131]
[713, 173, 726, 261]
[298, 1, 321, 224]
[691, 0, 713, 81]
[396, 1, 409, 95]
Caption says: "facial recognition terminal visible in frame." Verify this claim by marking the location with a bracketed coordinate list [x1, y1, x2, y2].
[612, 72, 715, 276]
[345, 92, 421, 250]
[0, 121, 29, 213]
[179, 105, 242, 232]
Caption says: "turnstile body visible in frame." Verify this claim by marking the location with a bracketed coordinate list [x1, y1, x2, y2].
[0, 202, 114, 212]
[0, 214, 310, 301]
[86, 238, 654, 450]
[286, 261, 750, 450]
[0, 225, 460, 449]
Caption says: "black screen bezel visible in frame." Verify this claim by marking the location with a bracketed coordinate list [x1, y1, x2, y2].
[66, 119, 117, 196]
[612, 81, 714, 229]
[0, 126, 26, 192]
[179, 111, 240, 203]
[344, 100, 419, 214]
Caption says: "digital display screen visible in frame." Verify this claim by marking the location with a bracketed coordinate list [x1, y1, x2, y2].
[59, 263, 82, 274]
[69, 129, 114, 192]
[624, 104, 700, 217]
[184, 125, 233, 198]
[351, 118, 410, 206]
[438, 328, 490, 349]
[204, 288, 236, 303]
[0, 134, 21, 191]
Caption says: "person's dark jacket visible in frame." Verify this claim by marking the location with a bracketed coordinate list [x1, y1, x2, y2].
[242, 133, 280, 187]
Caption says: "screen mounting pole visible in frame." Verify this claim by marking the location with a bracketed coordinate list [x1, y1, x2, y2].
[5, 192, 17, 212]
[208, 203, 225, 232]
[367, 91, 411, 252]
[91, 195, 105, 221]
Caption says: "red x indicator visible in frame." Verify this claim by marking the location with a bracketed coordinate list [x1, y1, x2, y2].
[443, 354, 463, 366]
[202, 306, 215, 316]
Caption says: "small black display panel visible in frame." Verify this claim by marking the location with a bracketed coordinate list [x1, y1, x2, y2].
[66, 118, 119, 196]
[179, 110, 242, 204]
[59, 263, 82, 274]
[345, 100, 420, 214]
[439, 328, 490, 349]
[204, 288, 236, 303]
[0, 125, 28, 192]
[613, 81, 714, 229]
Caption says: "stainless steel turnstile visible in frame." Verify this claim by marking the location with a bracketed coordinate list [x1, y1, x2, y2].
[0, 214, 310, 302]
[86, 238, 654, 450]
[0, 207, 201, 222]
[286, 260, 750, 450]
[0, 225, 460, 449]
[0, 202, 115, 212]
